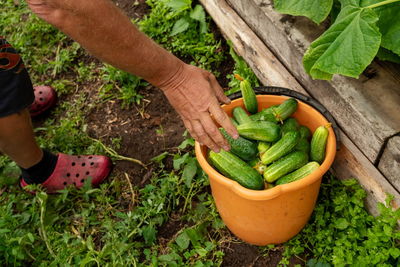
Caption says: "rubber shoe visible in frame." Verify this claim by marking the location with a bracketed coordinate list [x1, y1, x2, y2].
[20, 153, 112, 194]
[29, 85, 57, 117]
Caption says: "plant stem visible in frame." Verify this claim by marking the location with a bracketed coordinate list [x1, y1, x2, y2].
[366, 0, 400, 9]
[90, 137, 147, 168]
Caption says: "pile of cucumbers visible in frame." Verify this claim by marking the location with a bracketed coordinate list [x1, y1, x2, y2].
[208, 81, 330, 190]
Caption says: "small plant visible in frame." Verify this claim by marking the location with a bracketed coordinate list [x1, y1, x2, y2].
[280, 175, 400, 266]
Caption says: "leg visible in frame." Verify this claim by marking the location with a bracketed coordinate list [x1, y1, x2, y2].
[0, 108, 42, 169]
[1, 37, 112, 193]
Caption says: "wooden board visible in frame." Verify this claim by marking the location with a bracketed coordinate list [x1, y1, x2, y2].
[199, 0, 400, 214]
[226, 0, 400, 164]
[378, 136, 400, 191]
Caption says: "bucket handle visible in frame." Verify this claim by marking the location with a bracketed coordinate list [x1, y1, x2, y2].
[227, 86, 341, 150]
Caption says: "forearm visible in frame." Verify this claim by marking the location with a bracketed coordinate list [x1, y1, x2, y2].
[27, 0, 183, 87]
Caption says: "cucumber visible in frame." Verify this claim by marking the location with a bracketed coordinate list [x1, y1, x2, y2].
[274, 98, 298, 122]
[232, 107, 252, 125]
[295, 138, 310, 154]
[261, 131, 300, 165]
[247, 158, 259, 167]
[299, 125, 311, 140]
[281, 118, 300, 135]
[237, 121, 281, 142]
[231, 118, 239, 128]
[240, 79, 258, 114]
[250, 106, 277, 122]
[209, 150, 264, 190]
[275, 162, 320, 185]
[250, 98, 297, 123]
[263, 151, 309, 183]
[254, 162, 267, 174]
[220, 128, 258, 161]
[257, 141, 271, 157]
[310, 124, 330, 164]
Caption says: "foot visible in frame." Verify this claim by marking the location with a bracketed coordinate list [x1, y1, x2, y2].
[21, 153, 112, 193]
[29, 85, 57, 117]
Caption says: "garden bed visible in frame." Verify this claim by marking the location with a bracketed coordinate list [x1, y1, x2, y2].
[1, 0, 399, 265]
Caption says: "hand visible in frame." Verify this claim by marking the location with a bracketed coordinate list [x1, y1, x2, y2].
[159, 64, 239, 152]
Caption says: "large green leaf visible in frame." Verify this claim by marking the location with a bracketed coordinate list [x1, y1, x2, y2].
[376, 47, 400, 63]
[303, 5, 381, 79]
[375, 4, 400, 56]
[274, 0, 333, 24]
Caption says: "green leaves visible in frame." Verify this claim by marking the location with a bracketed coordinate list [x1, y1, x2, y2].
[170, 4, 207, 36]
[274, 0, 333, 24]
[171, 17, 190, 36]
[273, 0, 400, 79]
[303, 4, 381, 79]
[375, 4, 400, 55]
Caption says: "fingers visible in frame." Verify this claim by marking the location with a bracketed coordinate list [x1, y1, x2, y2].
[183, 119, 200, 142]
[191, 120, 222, 152]
[208, 73, 231, 105]
[209, 102, 239, 139]
[200, 112, 231, 151]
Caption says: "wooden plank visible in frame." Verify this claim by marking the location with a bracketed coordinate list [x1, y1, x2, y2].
[200, 0, 400, 214]
[378, 136, 400, 191]
[226, 0, 400, 164]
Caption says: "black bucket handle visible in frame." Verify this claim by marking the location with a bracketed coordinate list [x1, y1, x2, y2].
[227, 86, 341, 150]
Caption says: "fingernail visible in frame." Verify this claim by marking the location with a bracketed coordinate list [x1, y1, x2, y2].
[213, 148, 220, 153]
[223, 145, 230, 151]
[233, 133, 239, 139]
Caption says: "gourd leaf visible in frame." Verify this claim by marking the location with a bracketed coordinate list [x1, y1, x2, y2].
[274, 0, 333, 24]
[375, 4, 400, 56]
[376, 47, 400, 63]
[303, 4, 381, 79]
[170, 17, 190, 36]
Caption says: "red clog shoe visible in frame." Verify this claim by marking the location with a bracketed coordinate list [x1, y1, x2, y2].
[21, 153, 112, 194]
[29, 85, 57, 117]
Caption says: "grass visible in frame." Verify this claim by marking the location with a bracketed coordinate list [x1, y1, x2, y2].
[1, 0, 399, 266]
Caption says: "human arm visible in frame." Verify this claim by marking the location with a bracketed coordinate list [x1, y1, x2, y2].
[27, 0, 238, 152]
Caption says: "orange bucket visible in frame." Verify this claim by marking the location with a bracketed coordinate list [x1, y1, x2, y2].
[195, 92, 337, 245]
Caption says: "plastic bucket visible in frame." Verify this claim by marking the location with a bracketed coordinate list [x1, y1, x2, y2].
[195, 87, 337, 245]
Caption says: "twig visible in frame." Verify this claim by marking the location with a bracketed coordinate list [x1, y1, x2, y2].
[124, 172, 136, 207]
[90, 137, 147, 168]
[38, 194, 56, 258]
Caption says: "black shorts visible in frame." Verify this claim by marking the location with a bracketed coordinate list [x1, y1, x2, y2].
[0, 37, 34, 118]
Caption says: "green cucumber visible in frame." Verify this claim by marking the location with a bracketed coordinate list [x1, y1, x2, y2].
[220, 128, 257, 161]
[209, 150, 264, 190]
[257, 141, 271, 156]
[299, 125, 311, 140]
[231, 118, 239, 128]
[254, 162, 267, 174]
[237, 121, 281, 142]
[232, 107, 252, 125]
[240, 79, 258, 114]
[263, 151, 309, 183]
[274, 98, 298, 122]
[261, 131, 300, 165]
[295, 138, 310, 154]
[275, 162, 320, 185]
[281, 118, 300, 135]
[310, 124, 330, 163]
[250, 106, 277, 122]
[247, 158, 259, 167]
